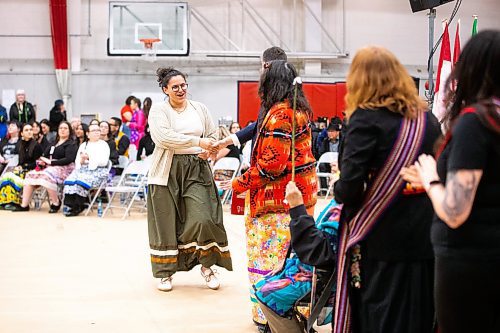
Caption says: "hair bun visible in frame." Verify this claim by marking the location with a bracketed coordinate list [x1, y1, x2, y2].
[156, 67, 175, 85]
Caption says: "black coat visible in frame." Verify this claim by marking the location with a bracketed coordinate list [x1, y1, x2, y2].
[9, 102, 35, 124]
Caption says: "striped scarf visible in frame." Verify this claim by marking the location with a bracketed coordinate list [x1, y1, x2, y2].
[334, 111, 427, 333]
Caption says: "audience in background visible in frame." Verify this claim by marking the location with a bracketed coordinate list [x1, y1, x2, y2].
[75, 123, 89, 147]
[9, 90, 35, 124]
[40, 119, 56, 144]
[48, 99, 66, 132]
[0, 123, 43, 210]
[109, 117, 130, 175]
[120, 95, 135, 137]
[229, 122, 241, 134]
[129, 97, 146, 149]
[89, 119, 100, 126]
[143, 97, 152, 120]
[31, 121, 50, 152]
[0, 102, 7, 140]
[136, 124, 154, 161]
[62, 123, 110, 217]
[109, 117, 130, 157]
[215, 125, 240, 162]
[0, 121, 20, 174]
[70, 117, 81, 135]
[99, 120, 119, 165]
[13, 121, 77, 213]
[316, 116, 342, 154]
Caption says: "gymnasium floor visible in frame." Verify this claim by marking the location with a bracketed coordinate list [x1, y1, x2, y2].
[0, 200, 330, 333]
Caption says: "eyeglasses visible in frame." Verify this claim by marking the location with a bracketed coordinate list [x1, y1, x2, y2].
[170, 83, 188, 92]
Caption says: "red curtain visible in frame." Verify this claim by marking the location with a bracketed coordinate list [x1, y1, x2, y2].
[237, 81, 346, 126]
[49, 0, 68, 70]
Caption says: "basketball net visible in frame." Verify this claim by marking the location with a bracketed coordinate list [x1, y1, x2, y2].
[140, 38, 160, 62]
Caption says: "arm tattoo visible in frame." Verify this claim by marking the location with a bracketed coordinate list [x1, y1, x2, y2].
[442, 171, 478, 223]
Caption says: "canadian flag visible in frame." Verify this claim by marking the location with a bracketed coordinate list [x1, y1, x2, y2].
[432, 22, 452, 122]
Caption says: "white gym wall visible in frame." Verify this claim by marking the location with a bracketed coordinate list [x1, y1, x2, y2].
[0, 0, 498, 121]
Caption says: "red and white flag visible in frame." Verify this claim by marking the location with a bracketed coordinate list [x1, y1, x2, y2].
[453, 20, 461, 66]
[432, 22, 452, 122]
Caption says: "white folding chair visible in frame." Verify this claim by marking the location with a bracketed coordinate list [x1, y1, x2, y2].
[102, 158, 151, 219]
[213, 157, 241, 204]
[1, 155, 18, 176]
[117, 155, 129, 169]
[84, 162, 113, 216]
[316, 152, 338, 198]
[128, 145, 138, 163]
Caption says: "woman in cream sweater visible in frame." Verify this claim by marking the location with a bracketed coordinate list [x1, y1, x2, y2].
[147, 67, 232, 292]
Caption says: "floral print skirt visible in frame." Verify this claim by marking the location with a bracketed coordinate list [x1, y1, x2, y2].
[245, 209, 291, 325]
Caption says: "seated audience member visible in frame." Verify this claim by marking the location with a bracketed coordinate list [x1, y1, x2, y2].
[0, 121, 20, 174]
[99, 121, 119, 165]
[0, 103, 7, 140]
[136, 124, 154, 161]
[109, 117, 130, 174]
[215, 125, 240, 162]
[0, 123, 43, 209]
[129, 97, 146, 149]
[12, 121, 77, 213]
[75, 123, 89, 147]
[62, 124, 110, 217]
[70, 117, 81, 134]
[317, 123, 341, 191]
[40, 119, 56, 144]
[229, 122, 241, 134]
[48, 99, 67, 132]
[316, 117, 342, 153]
[109, 117, 130, 156]
[89, 119, 100, 126]
[31, 121, 50, 152]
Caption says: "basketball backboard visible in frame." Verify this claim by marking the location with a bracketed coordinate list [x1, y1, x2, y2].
[107, 1, 190, 56]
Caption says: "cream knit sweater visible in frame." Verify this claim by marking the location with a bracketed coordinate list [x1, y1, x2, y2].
[147, 100, 218, 186]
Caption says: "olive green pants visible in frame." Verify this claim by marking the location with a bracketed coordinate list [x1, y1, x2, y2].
[147, 155, 233, 278]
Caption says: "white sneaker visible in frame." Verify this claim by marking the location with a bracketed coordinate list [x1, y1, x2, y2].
[157, 277, 173, 292]
[201, 267, 220, 290]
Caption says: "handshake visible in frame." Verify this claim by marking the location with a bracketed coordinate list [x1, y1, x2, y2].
[198, 136, 233, 160]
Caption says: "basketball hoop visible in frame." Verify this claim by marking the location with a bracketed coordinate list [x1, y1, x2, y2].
[140, 38, 161, 62]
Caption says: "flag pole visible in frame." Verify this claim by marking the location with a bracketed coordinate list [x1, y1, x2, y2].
[291, 76, 302, 182]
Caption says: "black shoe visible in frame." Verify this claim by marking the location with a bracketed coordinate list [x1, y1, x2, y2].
[49, 203, 61, 213]
[12, 205, 30, 212]
[4, 203, 20, 211]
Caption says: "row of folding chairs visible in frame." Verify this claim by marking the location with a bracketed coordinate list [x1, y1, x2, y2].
[85, 157, 151, 219]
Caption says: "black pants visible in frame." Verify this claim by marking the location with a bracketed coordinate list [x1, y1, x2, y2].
[435, 256, 500, 333]
[63, 193, 86, 214]
[318, 163, 331, 191]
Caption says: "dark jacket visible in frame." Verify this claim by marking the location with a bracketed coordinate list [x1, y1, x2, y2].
[43, 139, 78, 166]
[49, 107, 67, 132]
[0, 104, 7, 139]
[9, 102, 35, 124]
[291, 109, 441, 265]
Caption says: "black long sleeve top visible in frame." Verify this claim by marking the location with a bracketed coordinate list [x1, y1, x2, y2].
[43, 139, 78, 166]
[18, 139, 43, 170]
[333, 108, 441, 260]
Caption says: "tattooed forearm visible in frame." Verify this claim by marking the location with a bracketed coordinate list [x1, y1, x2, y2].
[442, 171, 478, 223]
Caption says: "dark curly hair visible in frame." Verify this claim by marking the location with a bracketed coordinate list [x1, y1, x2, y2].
[156, 67, 187, 90]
